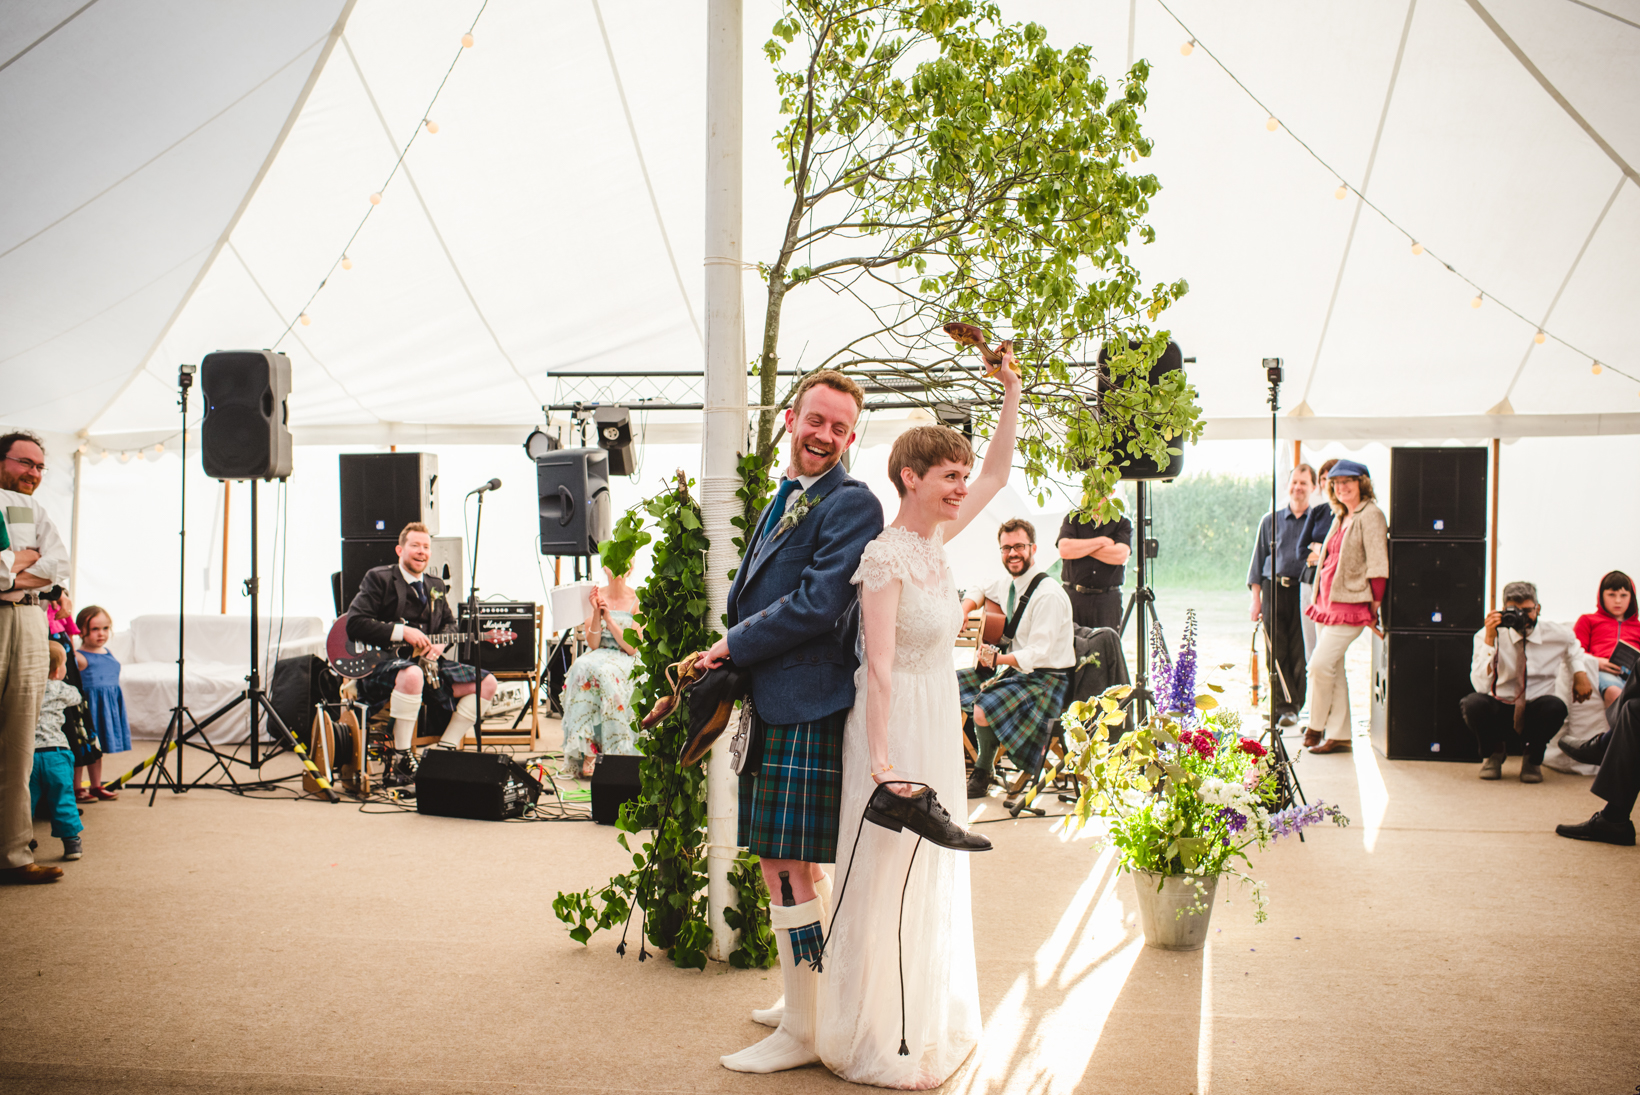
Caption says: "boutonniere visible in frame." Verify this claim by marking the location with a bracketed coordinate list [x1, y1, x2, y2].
[429, 587, 446, 605]
[774, 492, 818, 536]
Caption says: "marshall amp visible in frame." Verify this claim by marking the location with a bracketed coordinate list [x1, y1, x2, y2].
[458, 601, 537, 674]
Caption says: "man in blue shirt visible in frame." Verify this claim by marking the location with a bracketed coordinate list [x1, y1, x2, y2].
[1248, 464, 1316, 727]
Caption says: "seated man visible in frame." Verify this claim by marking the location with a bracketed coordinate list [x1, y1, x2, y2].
[958, 519, 1075, 798]
[1556, 670, 1639, 846]
[345, 522, 497, 785]
[1461, 581, 1592, 784]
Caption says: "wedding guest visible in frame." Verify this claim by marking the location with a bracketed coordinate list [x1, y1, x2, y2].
[1299, 458, 1339, 661]
[1574, 571, 1637, 709]
[73, 606, 128, 800]
[1247, 464, 1315, 727]
[1302, 460, 1387, 754]
[31, 644, 83, 861]
[560, 565, 644, 778]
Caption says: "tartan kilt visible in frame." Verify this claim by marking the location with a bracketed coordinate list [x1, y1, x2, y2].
[357, 655, 484, 712]
[958, 666, 1069, 774]
[738, 708, 848, 863]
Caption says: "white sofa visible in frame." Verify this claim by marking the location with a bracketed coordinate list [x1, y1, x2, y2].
[1544, 641, 1607, 776]
[107, 615, 327, 744]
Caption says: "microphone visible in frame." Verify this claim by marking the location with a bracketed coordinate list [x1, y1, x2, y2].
[468, 477, 502, 495]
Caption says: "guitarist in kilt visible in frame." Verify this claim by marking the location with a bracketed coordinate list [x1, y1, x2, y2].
[345, 522, 497, 784]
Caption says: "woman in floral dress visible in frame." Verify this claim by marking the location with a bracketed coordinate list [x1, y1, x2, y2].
[561, 566, 643, 777]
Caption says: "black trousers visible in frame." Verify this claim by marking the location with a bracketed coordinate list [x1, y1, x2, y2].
[1591, 696, 1639, 819]
[1458, 692, 1566, 764]
[1068, 587, 1123, 633]
[1260, 580, 1306, 717]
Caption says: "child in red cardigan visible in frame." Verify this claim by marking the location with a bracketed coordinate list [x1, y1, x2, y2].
[1574, 570, 1637, 708]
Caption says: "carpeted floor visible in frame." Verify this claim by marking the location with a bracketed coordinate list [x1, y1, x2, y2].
[2, 718, 1636, 1095]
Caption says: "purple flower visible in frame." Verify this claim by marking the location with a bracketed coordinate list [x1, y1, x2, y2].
[1215, 806, 1247, 833]
[1149, 618, 1173, 709]
[1268, 800, 1344, 838]
[1166, 610, 1199, 715]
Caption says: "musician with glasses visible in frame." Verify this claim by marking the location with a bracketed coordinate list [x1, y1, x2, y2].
[344, 522, 497, 782]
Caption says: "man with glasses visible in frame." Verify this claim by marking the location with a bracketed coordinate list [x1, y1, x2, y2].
[0, 431, 70, 883]
[958, 519, 1075, 798]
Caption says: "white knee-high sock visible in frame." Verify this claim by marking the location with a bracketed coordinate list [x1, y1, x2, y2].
[389, 690, 422, 751]
[721, 898, 824, 1073]
[439, 693, 481, 749]
[752, 871, 831, 1027]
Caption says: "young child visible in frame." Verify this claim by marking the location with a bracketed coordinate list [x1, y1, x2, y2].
[74, 605, 129, 801]
[32, 643, 85, 860]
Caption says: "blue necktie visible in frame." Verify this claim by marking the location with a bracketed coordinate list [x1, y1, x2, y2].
[763, 479, 800, 537]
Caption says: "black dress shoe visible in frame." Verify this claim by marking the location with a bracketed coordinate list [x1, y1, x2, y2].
[965, 771, 992, 799]
[1555, 811, 1636, 846]
[1276, 712, 1299, 729]
[1558, 731, 1610, 766]
[865, 784, 992, 852]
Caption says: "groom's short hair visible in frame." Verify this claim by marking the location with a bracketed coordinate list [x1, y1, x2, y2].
[791, 370, 865, 419]
[888, 425, 974, 497]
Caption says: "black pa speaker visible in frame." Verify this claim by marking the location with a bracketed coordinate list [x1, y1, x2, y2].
[1370, 632, 1478, 761]
[200, 350, 293, 480]
[339, 536, 464, 612]
[1390, 447, 1488, 539]
[415, 749, 544, 820]
[1092, 341, 1186, 481]
[590, 754, 642, 825]
[339, 452, 439, 539]
[1385, 539, 1486, 633]
[270, 655, 340, 746]
[537, 448, 611, 556]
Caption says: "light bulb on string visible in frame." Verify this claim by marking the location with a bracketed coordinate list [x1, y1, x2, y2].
[1180, 39, 1195, 56]
[145, 444, 164, 462]
[117, 451, 131, 463]
[300, 313, 312, 326]
[1533, 330, 1546, 345]
[87, 449, 106, 465]
[1266, 116, 1280, 132]
[424, 119, 439, 134]
[461, 32, 474, 47]
[1411, 241, 1424, 256]
[1470, 294, 1483, 309]
[1335, 183, 1348, 200]
[75, 442, 88, 455]
[341, 256, 353, 271]
[369, 192, 382, 205]
[153, 443, 165, 456]
[1592, 362, 1603, 375]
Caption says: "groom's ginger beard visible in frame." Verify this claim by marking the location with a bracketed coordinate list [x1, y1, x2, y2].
[786, 386, 858, 479]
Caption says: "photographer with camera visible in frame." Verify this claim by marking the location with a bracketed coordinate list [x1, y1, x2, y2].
[1462, 581, 1593, 783]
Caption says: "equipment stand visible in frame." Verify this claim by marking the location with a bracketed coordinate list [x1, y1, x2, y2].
[466, 487, 488, 750]
[1263, 361, 1309, 823]
[1117, 480, 1165, 725]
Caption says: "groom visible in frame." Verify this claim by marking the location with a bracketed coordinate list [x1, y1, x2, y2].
[699, 369, 883, 1073]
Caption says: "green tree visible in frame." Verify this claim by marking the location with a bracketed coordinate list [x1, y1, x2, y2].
[755, 0, 1199, 515]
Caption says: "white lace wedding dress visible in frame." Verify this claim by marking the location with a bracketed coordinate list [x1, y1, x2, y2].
[816, 526, 982, 1089]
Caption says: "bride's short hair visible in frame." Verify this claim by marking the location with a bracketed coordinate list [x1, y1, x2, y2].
[888, 425, 974, 497]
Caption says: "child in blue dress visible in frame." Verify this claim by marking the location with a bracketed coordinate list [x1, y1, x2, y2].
[74, 605, 129, 801]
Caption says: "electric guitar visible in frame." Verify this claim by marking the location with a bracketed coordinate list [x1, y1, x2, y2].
[325, 616, 517, 679]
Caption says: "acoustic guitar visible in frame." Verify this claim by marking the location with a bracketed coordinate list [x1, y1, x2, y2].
[979, 597, 1006, 646]
[325, 616, 516, 679]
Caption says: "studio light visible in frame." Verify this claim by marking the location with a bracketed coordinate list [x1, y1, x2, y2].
[594, 406, 635, 476]
[523, 426, 560, 460]
[933, 401, 973, 438]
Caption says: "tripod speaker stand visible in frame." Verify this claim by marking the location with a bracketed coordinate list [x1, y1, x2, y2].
[1261, 359, 1309, 822]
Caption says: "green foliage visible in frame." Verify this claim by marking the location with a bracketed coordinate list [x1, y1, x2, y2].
[598, 507, 652, 578]
[723, 851, 778, 969]
[731, 450, 779, 575]
[554, 472, 713, 968]
[754, 1, 1199, 517]
[1125, 474, 1276, 590]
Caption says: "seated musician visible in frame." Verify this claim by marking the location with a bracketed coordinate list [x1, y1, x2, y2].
[958, 518, 1076, 798]
[345, 522, 497, 784]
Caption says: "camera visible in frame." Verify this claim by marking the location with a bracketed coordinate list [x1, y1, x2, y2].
[1497, 606, 1533, 633]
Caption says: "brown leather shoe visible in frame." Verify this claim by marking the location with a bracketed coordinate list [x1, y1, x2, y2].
[1, 863, 64, 884]
[1310, 738, 1352, 754]
[1302, 729, 1323, 749]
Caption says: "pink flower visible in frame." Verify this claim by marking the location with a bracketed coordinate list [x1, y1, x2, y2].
[1181, 729, 1216, 758]
[1238, 737, 1267, 759]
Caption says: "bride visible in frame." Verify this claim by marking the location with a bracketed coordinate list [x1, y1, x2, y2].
[816, 351, 1022, 1088]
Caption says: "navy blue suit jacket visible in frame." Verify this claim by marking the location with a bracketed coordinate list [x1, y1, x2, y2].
[725, 462, 885, 725]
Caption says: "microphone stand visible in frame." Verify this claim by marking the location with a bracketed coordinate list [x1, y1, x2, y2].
[1264, 360, 1309, 828]
[466, 485, 489, 750]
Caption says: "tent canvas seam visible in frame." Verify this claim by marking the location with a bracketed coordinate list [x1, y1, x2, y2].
[0, 0, 101, 75]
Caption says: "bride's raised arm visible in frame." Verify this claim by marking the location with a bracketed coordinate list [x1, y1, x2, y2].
[860, 574, 911, 793]
[945, 349, 1023, 542]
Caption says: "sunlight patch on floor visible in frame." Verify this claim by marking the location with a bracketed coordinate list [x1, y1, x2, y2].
[1351, 730, 1389, 852]
[1033, 846, 1114, 986]
[1197, 938, 1214, 1094]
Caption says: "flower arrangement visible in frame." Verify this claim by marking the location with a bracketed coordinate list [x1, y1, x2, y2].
[1059, 611, 1348, 921]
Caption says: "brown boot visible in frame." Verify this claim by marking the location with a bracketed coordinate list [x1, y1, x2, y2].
[1, 863, 64, 884]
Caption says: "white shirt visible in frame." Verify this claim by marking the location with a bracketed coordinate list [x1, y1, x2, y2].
[780, 469, 822, 515]
[979, 563, 1075, 672]
[0, 488, 70, 593]
[389, 563, 431, 643]
[1470, 620, 1583, 702]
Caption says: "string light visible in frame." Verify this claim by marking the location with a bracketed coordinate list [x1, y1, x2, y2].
[1180, 39, 1195, 56]
[368, 192, 382, 205]
[1335, 183, 1347, 200]
[117, 451, 131, 463]
[1265, 116, 1280, 132]
[75, 442, 88, 455]
[1410, 241, 1424, 256]
[1471, 294, 1483, 309]
[1532, 330, 1545, 344]
[300, 313, 312, 326]
[461, 32, 474, 47]
[341, 256, 353, 270]
[424, 119, 439, 134]
[153, 443, 165, 455]
[1592, 362, 1603, 375]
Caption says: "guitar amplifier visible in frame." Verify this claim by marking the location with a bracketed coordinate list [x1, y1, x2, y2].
[458, 601, 537, 674]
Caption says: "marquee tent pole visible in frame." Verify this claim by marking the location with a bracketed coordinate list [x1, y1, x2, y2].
[701, 0, 746, 963]
[1489, 437, 1500, 609]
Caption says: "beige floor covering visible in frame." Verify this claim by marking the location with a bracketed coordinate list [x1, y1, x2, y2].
[3, 721, 1637, 1095]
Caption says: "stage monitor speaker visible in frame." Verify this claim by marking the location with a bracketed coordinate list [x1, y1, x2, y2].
[591, 753, 642, 825]
[1092, 341, 1185, 481]
[339, 536, 464, 611]
[1386, 539, 1486, 632]
[339, 452, 439, 539]
[1370, 631, 1478, 761]
[200, 350, 293, 480]
[415, 749, 544, 820]
[595, 406, 636, 476]
[1390, 447, 1488, 539]
[457, 601, 537, 674]
[270, 655, 340, 746]
[537, 448, 611, 556]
